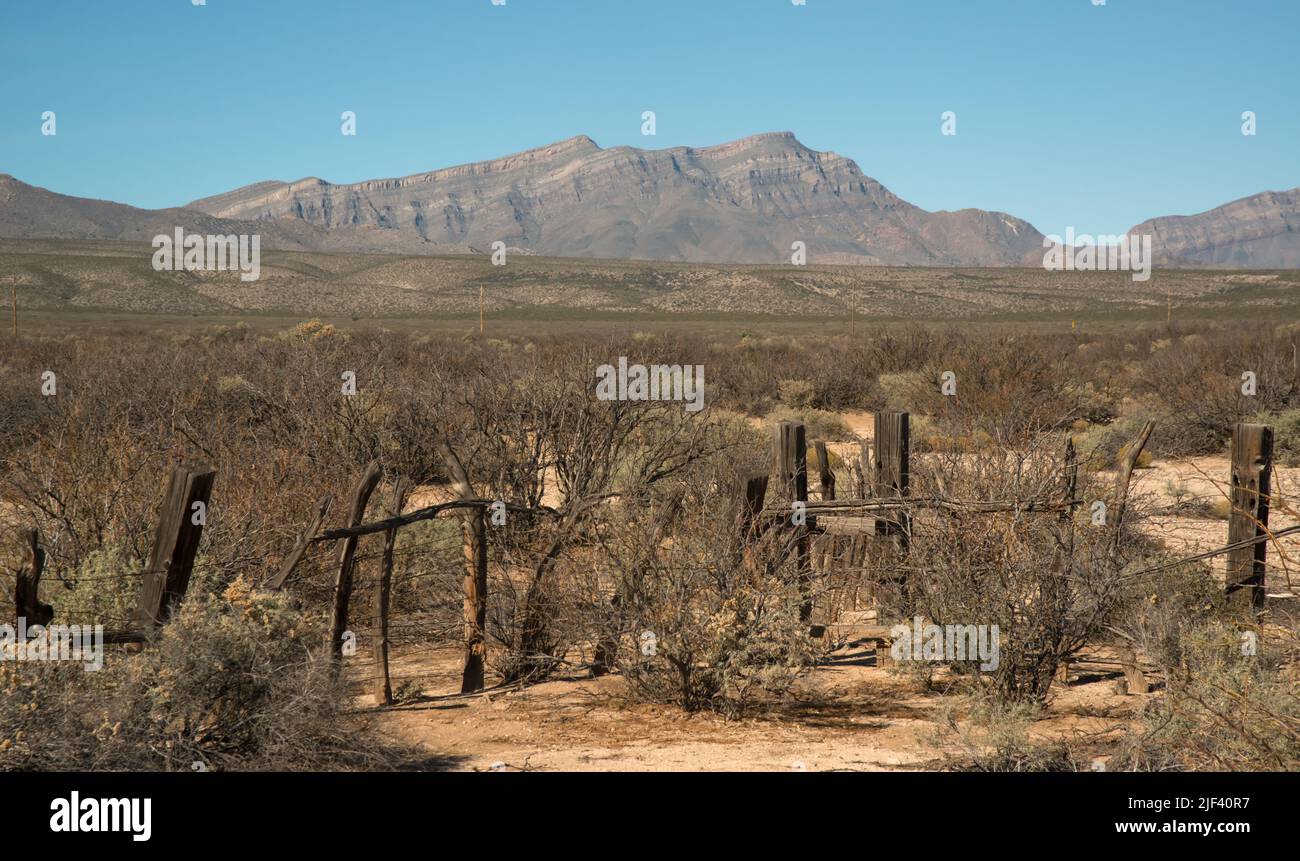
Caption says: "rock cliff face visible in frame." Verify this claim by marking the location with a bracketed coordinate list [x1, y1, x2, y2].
[1128, 188, 1300, 269]
[186, 132, 1045, 265]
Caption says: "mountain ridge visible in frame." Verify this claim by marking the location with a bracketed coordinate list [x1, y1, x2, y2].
[4, 133, 1298, 268]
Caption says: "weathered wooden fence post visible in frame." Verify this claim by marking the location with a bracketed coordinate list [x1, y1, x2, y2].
[14, 528, 52, 628]
[774, 421, 812, 621]
[134, 464, 216, 633]
[813, 440, 835, 501]
[871, 411, 910, 608]
[735, 471, 769, 574]
[437, 441, 489, 694]
[1227, 422, 1273, 611]
[871, 411, 910, 535]
[327, 460, 382, 661]
[374, 478, 409, 705]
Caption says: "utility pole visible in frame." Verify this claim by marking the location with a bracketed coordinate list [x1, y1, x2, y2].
[479, 285, 485, 337]
[11, 286, 16, 340]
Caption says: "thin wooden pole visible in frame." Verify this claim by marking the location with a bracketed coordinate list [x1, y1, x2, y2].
[374, 478, 409, 705]
[437, 440, 489, 693]
[479, 285, 485, 336]
[328, 460, 383, 661]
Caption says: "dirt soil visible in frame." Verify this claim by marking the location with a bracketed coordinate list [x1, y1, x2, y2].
[355, 640, 1139, 772]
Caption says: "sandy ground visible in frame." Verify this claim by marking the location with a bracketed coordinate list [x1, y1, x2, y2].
[354, 638, 1140, 772]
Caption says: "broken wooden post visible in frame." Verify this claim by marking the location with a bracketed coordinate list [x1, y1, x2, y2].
[1227, 423, 1273, 612]
[774, 421, 812, 621]
[327, 460, 383, 661]
[1118, 643, 1149, 695]
[437, 441, 489, 694]
[374, 479, 409, 705]
[1110, 420, 1155, 558]
[134, 464, 216, 633]
[266, 495, 332, 590]
[813, 440, 835, 501]
[14, 528, 52, 628]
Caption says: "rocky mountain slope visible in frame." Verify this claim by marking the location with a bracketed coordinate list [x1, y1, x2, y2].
[186, 132, 1045, 266]
[1128, 188, 1300, 269]
[5, 132, 1297, 268]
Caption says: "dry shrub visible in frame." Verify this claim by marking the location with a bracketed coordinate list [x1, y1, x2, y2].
[0, 579, 397, 771]
[1112, 621, 1299, 771]
[598, 474, 820, 716]
[870, 438, 1140, 703]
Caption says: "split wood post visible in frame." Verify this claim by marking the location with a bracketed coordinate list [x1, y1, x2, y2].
[774, 421, 812, 621]
[266, 495, 332, 590]
[437, 441, 489, 694]
[872, 411, 910, 541]
[134, 464, 216, 633]
[14, 528, 52, 628]
[872, 411, 911, 606]
[373, 478, 409, 706]
[327, 460, 382, 662]
[1226, 423, 1273, 612]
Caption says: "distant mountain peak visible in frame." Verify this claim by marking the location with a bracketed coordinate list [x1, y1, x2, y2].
[179, 131, 1042, 265]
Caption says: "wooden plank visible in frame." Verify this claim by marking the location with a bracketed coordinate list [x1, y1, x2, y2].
[373, 479, 409, 705]
[1227, 423, 1273, 611]
[266, 495, 332, 590]
[134, 464, 216, 632]
[327, 460, 383, 661]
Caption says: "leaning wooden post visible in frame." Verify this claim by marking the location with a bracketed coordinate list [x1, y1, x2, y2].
[14, 528, 52, 628]
[327, 460, 383, 661]
[1227, 423, 1273, 612]
[437, 441, 489, 694]
[374, 478, 409, 705]
[774, 421, 811, 621]
[134, 464, 216, 633]
[266, 495, 332, 590]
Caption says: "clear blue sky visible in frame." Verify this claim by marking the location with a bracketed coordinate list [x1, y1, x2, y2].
[1, 0, 1296, 237]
